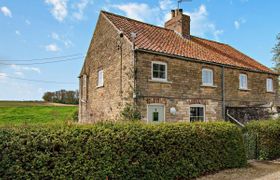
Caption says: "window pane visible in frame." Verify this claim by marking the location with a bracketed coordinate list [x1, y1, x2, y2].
[160, 64, 165, 71]
[153, 64, 159, 71]
[240, 74, 247, 89]
[153, 112, 159, 121]
[198, 107, 204, 116]
[153, 71, 159, 78]
[267, 79, 273, 91]
[160, 71, 165, 79]
[202, 69, 213, 85]
[98, 70, 103, 86]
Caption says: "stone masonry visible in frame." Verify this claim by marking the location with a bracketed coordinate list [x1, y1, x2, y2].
[79, 10, 279, 123]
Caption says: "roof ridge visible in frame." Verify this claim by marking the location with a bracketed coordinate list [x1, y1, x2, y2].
[101, 10, 173, 32]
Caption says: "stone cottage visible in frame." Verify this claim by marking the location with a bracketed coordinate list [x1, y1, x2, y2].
[79, 9, 279, 123]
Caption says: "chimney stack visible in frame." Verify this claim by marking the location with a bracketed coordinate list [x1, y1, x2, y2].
[164, 9, 191, 38]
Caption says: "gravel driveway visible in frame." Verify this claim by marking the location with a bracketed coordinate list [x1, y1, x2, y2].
[197, 160, 280, 180]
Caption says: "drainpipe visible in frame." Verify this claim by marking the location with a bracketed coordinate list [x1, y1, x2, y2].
[118, 31, 124, 98]
[131, 32, 137, 106]
[221, 66, 226, 119]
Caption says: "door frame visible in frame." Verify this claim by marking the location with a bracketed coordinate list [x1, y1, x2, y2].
[146, 103, 166, 123]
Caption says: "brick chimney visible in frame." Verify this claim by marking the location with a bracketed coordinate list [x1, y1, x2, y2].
[164, 9, 191, 38]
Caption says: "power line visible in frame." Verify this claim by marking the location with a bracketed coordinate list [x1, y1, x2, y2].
[0, 53, 83, 62]
[0, 74, 77, 84]
[0, 56, 84, 66]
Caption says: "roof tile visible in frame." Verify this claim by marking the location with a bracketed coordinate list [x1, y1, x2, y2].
[102, 11, 275, 74]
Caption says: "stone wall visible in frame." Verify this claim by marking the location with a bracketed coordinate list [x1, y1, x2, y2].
[135, 51, 278, 122]
[79, 13, 134, 123]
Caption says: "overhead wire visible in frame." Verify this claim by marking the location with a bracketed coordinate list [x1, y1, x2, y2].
[0, 56, 84, 66]
[0, 74, 77, 84]
[0, 53, 84, 62]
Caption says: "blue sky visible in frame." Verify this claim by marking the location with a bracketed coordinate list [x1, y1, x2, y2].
[0, 0, 279, 100]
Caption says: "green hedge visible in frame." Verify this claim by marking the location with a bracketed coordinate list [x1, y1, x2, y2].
[0, 122, 246, 179]
[245, 120, 280, 160]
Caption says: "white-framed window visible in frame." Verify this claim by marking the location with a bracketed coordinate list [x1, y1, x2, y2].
[202, 68, 213, 86]
[239, 74, 248, 89]
[266, 78, 273, 92]
[97, 69, 104, 87]
[190, 104, 205, 122]
[152, 61, 167, 81]
[147, 104, 165, 122]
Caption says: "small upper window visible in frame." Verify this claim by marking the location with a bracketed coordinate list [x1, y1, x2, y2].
[152, 62, 167, 81]
[97, 69, 104, 87]
[239, 74, 248, 89]
[202, 68, 213, 86]
[266, 78, 273, 92]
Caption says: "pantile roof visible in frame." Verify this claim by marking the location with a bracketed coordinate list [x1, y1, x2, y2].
[102, 11, 275, 74]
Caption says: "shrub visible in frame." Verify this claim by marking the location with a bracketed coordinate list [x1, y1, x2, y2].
[72, 109, 79, 122]
[245, 120, 280, 160]
[0, 122, 246, 179]
[120, 104, 141, 121]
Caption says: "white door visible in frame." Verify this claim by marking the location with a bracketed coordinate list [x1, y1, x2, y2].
[147, 105, 165, 122]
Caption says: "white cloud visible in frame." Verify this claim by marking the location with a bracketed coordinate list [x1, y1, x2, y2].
[0, 72, 7, 80]
[0, 6, 12, 17]
[45, 0, 68, 22]
[159, 0, 173, 10]
[234, 18, 246, 30]
[45, 43, 60, 52]
[10, 64, 41, 74]
[15, 30, 21, 36]
[50, 32, 74, 48]
[185, 4, 223, 40]
[51, 32, 60, 40]
[72, 0, 90, 20]
[25, 19, 31, 25]
[0, 81, 45, 100]
[63, 39, 73, 48]
[113, 3, 158, 22]
[14, 71, 24, 77]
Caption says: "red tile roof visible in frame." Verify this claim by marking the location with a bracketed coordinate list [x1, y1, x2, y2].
[102, 11, 275, 74]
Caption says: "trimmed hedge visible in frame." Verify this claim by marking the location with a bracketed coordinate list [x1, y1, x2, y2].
[0, 122, 246, 179]
[245, 120, 280, 160]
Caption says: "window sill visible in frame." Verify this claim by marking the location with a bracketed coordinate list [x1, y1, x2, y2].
[266, 91, 275, 94]
[149, 79, 172, 84]
[238, 88, 251, 91]
[200, 84, 217, 88]
[96, 85, 104, 89]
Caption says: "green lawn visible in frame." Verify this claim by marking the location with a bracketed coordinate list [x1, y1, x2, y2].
[0, 101, 77, 126]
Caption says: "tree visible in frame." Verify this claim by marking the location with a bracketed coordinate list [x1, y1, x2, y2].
[42, 92, 54, 102]
[42, 89, 79, 104]
[272, 33, 280, 72]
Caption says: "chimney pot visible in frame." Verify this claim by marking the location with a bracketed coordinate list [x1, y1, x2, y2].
[171, 10, 175, 18]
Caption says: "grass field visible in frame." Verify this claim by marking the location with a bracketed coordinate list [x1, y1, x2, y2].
[0, 101, 77, 126]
